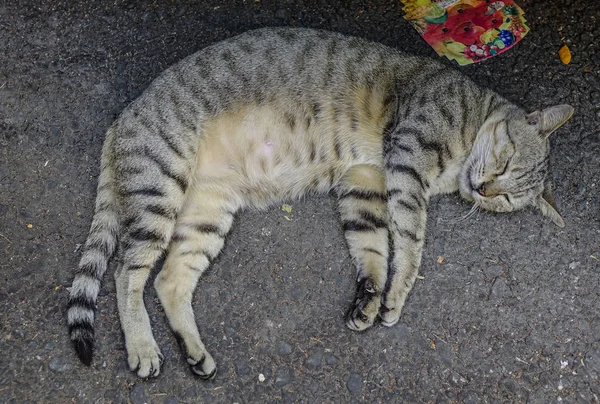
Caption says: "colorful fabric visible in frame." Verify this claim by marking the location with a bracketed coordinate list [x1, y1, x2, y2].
[401, 0, 529, 65]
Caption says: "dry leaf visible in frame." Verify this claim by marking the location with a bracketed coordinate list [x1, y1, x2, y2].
[558, 45, 571, 65]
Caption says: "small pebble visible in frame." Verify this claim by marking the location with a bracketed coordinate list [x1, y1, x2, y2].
[48, 356, 72, 373]
[235, 358, 251, 376]
[303, 350, 323, 369]
[129, 383, 148, 404]
[459, 390, 480, 404]
[490, 277, 510, 299]
[346, 373, 363, 395]
[483, 265, 504, 278]
[276, 341, 293, 356]
[325, 354, 339, 366]
[274, 370, 292, 387]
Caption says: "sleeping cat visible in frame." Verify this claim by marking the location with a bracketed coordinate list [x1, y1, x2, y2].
[66, 27, 573, 379]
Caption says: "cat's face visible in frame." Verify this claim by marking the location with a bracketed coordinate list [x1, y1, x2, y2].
[459, 105, 573, 226]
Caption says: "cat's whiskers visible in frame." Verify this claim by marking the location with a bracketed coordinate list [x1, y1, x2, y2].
[440, 202, 480, 225]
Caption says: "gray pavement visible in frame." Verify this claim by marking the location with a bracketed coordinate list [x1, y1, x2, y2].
[1, 0, 599, 402]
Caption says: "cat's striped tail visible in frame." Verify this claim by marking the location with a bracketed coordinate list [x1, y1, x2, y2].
[67, 127, 119, 365]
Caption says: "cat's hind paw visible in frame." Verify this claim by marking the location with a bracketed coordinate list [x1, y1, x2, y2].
[127, 338, 163, 378]
[345, 278, 381, 331]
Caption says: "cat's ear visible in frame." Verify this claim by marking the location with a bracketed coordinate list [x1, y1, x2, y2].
[534, 182, 565, 227]
[527, 105, 574, 138]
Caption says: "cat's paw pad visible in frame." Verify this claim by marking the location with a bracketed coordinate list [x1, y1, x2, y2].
[127, 341, 163, 378]
[346, 278, 381, 331]
[187, 352, 217, 380]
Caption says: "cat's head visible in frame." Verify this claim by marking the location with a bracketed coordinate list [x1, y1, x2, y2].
[459, 104, 574, 227]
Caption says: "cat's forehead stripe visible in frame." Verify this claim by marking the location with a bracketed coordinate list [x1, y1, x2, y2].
[504, 121, 516, 148]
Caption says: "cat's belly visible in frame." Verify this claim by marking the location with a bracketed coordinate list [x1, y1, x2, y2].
[192, 102, 384, 208]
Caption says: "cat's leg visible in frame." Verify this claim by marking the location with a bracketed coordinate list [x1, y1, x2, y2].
[113, 158, 182, 378]
[115, 231, 173, 378]
[154, 185, 238, 379]
[337, 164, 390, 331]
[379, 165, 430, 327]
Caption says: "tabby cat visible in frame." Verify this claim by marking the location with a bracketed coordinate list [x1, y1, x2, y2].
[67, 27, 573, 379]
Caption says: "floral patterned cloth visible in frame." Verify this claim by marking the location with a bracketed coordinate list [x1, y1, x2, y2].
[401, 0, 529, 65]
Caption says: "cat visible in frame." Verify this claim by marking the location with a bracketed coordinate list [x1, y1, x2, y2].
[66, 27, 573, 379]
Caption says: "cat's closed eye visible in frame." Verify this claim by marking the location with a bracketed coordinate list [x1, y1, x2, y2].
[498, 159, 510, 176]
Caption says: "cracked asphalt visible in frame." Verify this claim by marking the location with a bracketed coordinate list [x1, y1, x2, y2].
[0, 0, 599, 402]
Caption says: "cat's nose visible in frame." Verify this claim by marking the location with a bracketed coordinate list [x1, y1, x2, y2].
[470, 180, 486, 197]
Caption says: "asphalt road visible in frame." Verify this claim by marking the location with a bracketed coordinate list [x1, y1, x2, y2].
[1, 1, 599, 403]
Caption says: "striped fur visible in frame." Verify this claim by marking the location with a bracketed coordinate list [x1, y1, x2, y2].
[66, 28, 573, 378]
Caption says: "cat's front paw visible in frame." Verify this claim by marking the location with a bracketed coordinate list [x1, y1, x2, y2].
[346, 278, 381, 331]
[378, 304, 401, 327]
[126, 337, 163, 378]
[173, 331, 217, 379]
[187, 352, 217, 380]
[378, 292, 405, 327]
